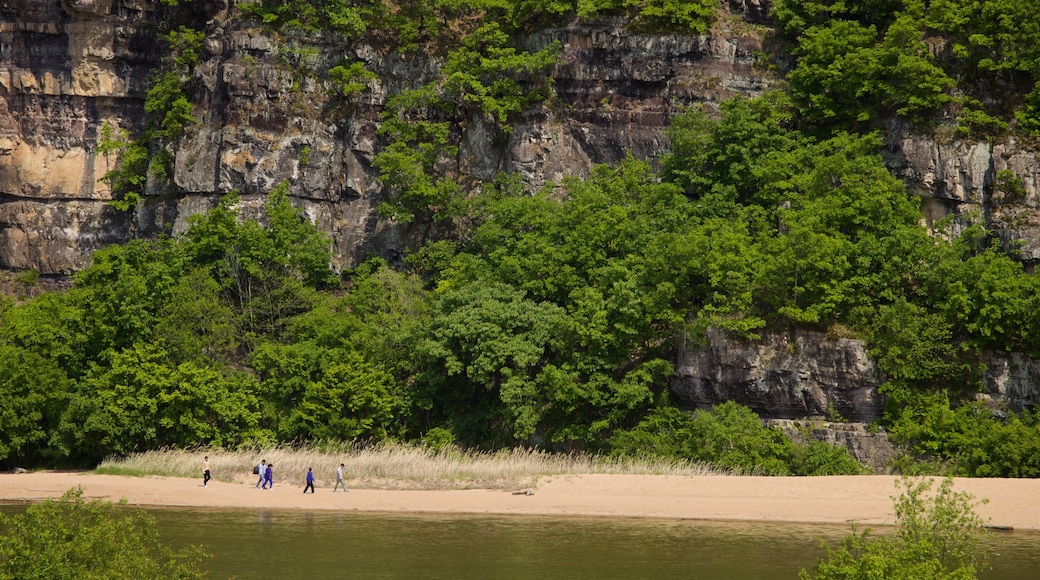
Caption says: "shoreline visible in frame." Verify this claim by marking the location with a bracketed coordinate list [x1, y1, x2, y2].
[2, 471, 1038, 531]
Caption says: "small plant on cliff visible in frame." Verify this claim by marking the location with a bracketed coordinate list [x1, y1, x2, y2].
[96, 123, 147, 210]
[96, 26, 202, 210]
[328, 60, 377, 98]
[800, 477, 990, 580]
[0, 486, 208, 579]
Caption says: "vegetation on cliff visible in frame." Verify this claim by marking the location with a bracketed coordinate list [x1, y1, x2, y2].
[4, 1, 1040, 478]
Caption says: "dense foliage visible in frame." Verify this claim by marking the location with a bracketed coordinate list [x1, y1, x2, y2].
[773, 0, 1040, 135]
[0, 487, 207, 579]
[609, 403, 869, 475]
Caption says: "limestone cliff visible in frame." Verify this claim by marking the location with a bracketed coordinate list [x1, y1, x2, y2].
[5, 2, 1039, 272]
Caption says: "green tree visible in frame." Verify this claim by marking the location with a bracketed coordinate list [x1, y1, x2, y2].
[154, 267, 239, 365]
[62, 343, 264, 460]
[250, 342, 405, 442]
[414, 281, 570, 443]
[278, 350, 403, 441]
[609, 402, 866, 475]
[182, 184, 336, 349]
[68, 238, 186, 363]
[785, 16, 953, 126]
[0, 292, 86, 379]
[0, 345, 71, 465]
[686, 401, 795, 475]
[0, 487, 207, 579]
[663, 91, 807, 206]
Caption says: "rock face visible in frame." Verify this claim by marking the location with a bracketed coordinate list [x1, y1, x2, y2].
[674, 328, 1040, 420]
[884, 123, 1040, 263]
[0, 0, 769, 273]
[5, 2, 1039, 273]
[673, 328, 886, 423]
[0, 0, 155, 272]
[765, 419, 897, 470]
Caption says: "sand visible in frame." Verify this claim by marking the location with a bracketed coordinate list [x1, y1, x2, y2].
[1, 471, 1038, 530]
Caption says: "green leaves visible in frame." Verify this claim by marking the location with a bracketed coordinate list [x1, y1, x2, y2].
[786, 17, 953, 126]
[775, 0, 1040, 134]
[609, 402, 867, 475]
[67, 343, 263, 458]
[0, 487, 208, 579]
[416, 281, 569, 441]
[440, 22, 561, 128]
[0, 345, 70, 463]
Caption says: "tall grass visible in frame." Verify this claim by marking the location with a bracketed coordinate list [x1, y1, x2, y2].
[95, 442, 728, 490]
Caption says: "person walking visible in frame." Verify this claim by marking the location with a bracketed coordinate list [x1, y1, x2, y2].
[203, 456, 211, 488]
[255, 459, 266, 488]
[304, 467, 315, 494]
[262, 463, 274, 489]
[333, 463, 348, 492]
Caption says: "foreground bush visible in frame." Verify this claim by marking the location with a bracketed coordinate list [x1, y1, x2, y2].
[801, 477, 990, 579]
[0, 487, 207, 579]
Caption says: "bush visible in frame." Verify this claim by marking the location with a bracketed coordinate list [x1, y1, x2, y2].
[800, 477, 990, 579]
[0, 487, 207, 579]
[609, 402, 868, 476]
[794, 440, 871, 476]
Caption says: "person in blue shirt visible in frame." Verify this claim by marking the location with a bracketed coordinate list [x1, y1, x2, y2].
[263, 463, 274, 489]
[304, 467, 315, 494]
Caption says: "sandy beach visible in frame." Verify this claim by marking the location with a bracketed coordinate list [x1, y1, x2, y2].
[2, 471, 1038, 530]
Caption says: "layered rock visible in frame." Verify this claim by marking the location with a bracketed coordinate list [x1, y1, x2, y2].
[1, 0, 770, 273]
[765, 419, 897, 470]
[0, 0, 156, 272]
[674, 328, 1040, 421]
[884, 124, 1040, 263]
[673, 328, 886, 423]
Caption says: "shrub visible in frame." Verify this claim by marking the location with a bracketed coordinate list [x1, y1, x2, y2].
[610, 402, 868, 475]
[0, 487, 207, 579]
[800, 477, 990, 579]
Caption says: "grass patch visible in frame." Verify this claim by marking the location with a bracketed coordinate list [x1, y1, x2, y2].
[96, 442, 729, 490]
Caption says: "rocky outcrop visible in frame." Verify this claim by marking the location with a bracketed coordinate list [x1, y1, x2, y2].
[674, 327, 1040, 421]
[765, 419, 897, 470]
[673, 328, 886, 423]
[884, 124, 1040, 264]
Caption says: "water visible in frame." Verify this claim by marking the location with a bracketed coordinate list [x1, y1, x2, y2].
[145, 509, 1040, 579]
[4, 505, 1038, 578]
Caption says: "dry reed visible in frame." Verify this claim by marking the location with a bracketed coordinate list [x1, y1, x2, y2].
[96, 442, 728, 490]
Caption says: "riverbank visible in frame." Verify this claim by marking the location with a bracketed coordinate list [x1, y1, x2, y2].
[2, 471, 1038, 530]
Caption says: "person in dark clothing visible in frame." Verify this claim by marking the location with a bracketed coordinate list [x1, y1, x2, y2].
[304, 467, 315, 493]
[203, 456, 211, 488]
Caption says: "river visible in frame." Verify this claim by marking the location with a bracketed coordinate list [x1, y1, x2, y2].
[146, 508, 1040, 579]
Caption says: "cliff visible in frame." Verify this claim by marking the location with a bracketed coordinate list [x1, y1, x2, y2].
[5, 2, 1039, 271]
[673, 328, 1040, 422]
[1, 0, 770, 273]
[3, 0, 1040, 429]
